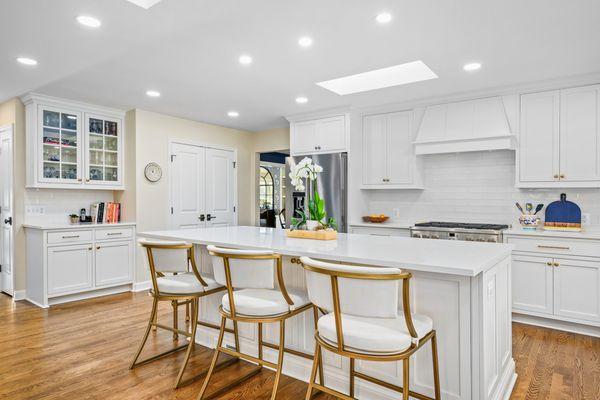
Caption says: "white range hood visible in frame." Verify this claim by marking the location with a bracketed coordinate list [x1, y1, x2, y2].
[413, 95, 517, 154]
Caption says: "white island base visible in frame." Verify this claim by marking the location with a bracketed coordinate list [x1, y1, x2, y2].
[140, 227, 516, 400]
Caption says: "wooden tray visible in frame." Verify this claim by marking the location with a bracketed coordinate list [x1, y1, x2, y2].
[285, 229, 338, 240]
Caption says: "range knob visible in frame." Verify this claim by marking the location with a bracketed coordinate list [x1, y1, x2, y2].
[422, 234, 430, 239]
[431, 234, 440, 239]
[412, 233, 421, 238]
[487, 237, 497, 242]
[465, 237, 474, 241]
[476, 238, 485, 242]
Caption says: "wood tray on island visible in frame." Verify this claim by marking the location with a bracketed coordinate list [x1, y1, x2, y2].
[285, 229, 338, 240]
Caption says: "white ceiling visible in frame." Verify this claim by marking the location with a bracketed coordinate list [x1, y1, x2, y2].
[2, 0, 600, 131]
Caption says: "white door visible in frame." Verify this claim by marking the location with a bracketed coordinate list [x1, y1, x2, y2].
[519, 91, 560, 183]
[0, 126, 13, 295]
[205, 147, 236, 227]
[553, 258, 600, 323]
[560, 85, 600, 182]
[95, 240, 134, 287]
[387, 111, 413, 184]
[291, 120, 316, 154]
[171, 142, 206, 229]
[316, 116, 346, 153]
[47, 244, 93, 296]
[512, 254, 553, 315]
[362, 114, 387, 185]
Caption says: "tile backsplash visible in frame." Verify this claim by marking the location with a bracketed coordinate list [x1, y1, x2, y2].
[366, 151, 600, 227]
[24, 188, 114, 224]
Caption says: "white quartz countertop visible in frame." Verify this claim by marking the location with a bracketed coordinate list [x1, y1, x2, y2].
[138, 226, 513, 277]
[23, 221, 136, 230]
[504, 227, 600, 240]
[349, 221, 412, 229]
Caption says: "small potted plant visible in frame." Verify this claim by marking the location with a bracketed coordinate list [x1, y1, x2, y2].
[69, 214, 80, 225]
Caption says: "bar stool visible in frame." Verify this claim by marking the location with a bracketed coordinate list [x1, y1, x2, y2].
[300, 256, 441, 400]
[197, 245, 314, 400]
[130, 239, 232, 389]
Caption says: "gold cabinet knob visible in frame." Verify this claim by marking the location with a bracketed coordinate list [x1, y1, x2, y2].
[553, 174, 559, 179]
[546, 262, 552, 266]
[559, 174, 565, 179]
[553, 262, 560, 267]
[96, 246, 101, 250]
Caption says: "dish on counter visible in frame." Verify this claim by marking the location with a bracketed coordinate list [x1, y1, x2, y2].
[362, 214, 389, 223]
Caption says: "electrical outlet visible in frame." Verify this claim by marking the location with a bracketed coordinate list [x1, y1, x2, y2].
[393, 208, 401, 218]
[582, 213, 591, 226]
[26, 205, 46, 216]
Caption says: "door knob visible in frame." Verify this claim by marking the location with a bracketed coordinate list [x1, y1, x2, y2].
[206, 214, 216, 221]
[199, 215, 206, 221]
[3, 217, 11, 225]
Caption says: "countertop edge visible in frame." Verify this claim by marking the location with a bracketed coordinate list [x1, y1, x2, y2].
[24, 222, 137, 230]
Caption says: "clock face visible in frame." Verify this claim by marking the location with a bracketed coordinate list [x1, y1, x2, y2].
[144, 162, 162, 182]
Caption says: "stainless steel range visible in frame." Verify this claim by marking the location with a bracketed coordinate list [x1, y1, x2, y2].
[410, 222, 509, 243]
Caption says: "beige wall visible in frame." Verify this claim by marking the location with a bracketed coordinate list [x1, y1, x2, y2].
[0, 98, 26, 293]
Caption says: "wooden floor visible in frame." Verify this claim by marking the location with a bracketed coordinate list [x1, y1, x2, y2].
[1, 292, 598, 400]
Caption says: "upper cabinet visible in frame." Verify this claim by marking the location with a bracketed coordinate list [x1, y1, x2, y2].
[289, 113, 348, 155]
[23, 94, 125, 190]
[518, 85, 600, 188]
[361, 110, 423, 189]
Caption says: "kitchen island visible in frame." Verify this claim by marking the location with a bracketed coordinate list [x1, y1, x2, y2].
[139, 226, 516, 400]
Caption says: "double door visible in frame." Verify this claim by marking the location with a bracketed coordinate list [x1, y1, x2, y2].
[170, 143, 236, 229]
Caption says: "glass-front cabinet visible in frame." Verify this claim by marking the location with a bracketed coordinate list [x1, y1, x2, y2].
[24, 94, 125, 190]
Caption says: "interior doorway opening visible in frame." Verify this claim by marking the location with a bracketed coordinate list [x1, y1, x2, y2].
[257, 151, 288, 229]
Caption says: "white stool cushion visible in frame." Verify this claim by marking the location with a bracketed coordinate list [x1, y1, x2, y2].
[318, 311, 433, 354]
[157, 272, 222, 294]
[222, 288, 310, 317]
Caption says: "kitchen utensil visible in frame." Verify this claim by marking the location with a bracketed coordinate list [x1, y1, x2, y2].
[525, 203, 533, 214]
[533, 203, 544, 215]
[544, 193, 581, 231]
[515, 202, 524, 214]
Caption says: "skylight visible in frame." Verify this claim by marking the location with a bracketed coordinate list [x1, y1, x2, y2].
[316, 60, 438, 95]
[124, 0, 163, 9]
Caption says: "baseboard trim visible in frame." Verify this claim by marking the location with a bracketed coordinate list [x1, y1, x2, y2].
[513, 313, 600, 338]
[13, 290, 26, 301]
[47, 285, 132, 307]
[131, 280, 151, 292]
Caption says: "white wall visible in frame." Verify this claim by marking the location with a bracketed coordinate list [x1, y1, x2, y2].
[358, 150, 600, 227]
[24, 189, 114, 224]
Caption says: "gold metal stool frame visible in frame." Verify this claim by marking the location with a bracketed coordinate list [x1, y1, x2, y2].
[130, 241, 238, 389]
[300, 261, 442, 400]
[196, 249, 318, 400]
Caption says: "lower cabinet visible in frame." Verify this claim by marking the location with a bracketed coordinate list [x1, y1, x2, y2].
[95, 240, 134, 287]
[349, 225, 410, 237]
[47, 244, 94, 295]
[512, 254, 553, 315]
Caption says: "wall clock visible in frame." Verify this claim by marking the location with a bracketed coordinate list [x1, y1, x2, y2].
[144, 162, 162, 182]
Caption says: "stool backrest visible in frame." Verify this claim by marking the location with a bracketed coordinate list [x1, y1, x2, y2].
[207, 245, 276, 289]
[139, 238, 191, 273]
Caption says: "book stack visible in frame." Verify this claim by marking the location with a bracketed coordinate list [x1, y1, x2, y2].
[90, 202, 122, 224]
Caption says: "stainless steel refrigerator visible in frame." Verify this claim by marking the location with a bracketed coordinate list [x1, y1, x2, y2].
[284, 153, 347, 232]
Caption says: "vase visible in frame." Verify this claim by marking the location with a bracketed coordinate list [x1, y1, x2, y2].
[305, 220, 320, 231]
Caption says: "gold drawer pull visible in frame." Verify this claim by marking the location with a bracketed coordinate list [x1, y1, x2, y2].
[537, 245, 570, 250]
[290, 257, 301, 264]
[553, 262, 560, 267]
[107, 232, 122, 236]
[62, 235, 80, 239]
[546, 262, 552, 266]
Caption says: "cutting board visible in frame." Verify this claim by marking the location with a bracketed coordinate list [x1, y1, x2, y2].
[544, 193, 581, 231]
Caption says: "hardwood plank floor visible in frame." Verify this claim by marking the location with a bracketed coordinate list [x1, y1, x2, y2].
[1, 292, 598, 399]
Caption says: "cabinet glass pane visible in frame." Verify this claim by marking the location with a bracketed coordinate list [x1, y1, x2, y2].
[43, 128, 60, 145]
[43, 163, 60, 179]
[43, 145, 60, 162]
[61, 147, 77, 164]
[105, 136, 118, 151]
[89, 167, 103, 181]
[105, 167, 118, 182]
[43, 110, 60, 127]
[89, 134, 103, 150]
[104, 121, 117, 136]
[105, 152, 118, 166]
[89, 150, 104, 166]
[61, 164, 78, 180]
[89, 118, 103, 134]
[61, 113, 77, 130]
[61, 131, 77, 147]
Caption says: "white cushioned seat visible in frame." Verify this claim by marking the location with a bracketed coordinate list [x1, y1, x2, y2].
[157, 272, 222, 294]
[318, 311, 433, 354]
[222, 288, 310, 317]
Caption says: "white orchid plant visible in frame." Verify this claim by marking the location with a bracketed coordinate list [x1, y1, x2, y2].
[289, 157, 337, 231]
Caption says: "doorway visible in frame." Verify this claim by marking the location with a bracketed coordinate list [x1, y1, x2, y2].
[257, 151, 288, 229]
[169, 140, 237, 229]
[0, 125, 14, 295]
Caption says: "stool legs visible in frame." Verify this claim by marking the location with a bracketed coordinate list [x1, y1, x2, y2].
[349, 358, 355, 397]
[431, 331, 441, 400]
[197, 316, 226, 399]
[172, 300, 179, 340]
[130, 296, 159, 369]
[174, 298, 199, 388]
[270, 320, 286, 400]
[402, 359, 410, 400]
[305, 341, 321, 400]
[312, 306, 324, 386]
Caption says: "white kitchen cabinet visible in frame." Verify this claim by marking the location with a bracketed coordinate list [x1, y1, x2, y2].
[553, 258, 600, 323]
[47, 244, 93, 296]
[512, 254, 553, 315]
[22, 93, 125, 190]
[25, 223, 136, 307]
[95, 240, 134, 287]
[349, 225, 410, 237]
[517, 84, 600, 188]
[289, 114, 348, 155]
[361, 110, 423, 189]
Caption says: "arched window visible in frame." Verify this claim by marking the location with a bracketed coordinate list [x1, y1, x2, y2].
[259, 166, 274, 210]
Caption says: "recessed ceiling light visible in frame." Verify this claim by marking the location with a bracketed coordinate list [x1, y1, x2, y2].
[463, 62, 482, 71]
[295, 97, 308, 104]
[146, 90, 161, 97]
[16, 57, 38, 66]
[124, 0, 163, 9]
[76, 15, 102, 28]
[375, 12, 392, 24]
[227, 111, 239, 118]
[298, 37, 313, 48]
[238, 55, 253, 65]
[316, 60, 438, 96]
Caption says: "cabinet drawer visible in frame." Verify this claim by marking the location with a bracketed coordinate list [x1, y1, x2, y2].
[350, 226, 409, 237]
[507, 236, 600, 258]
[47, 230, 93, 245]
[95, 227, 133, 241]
